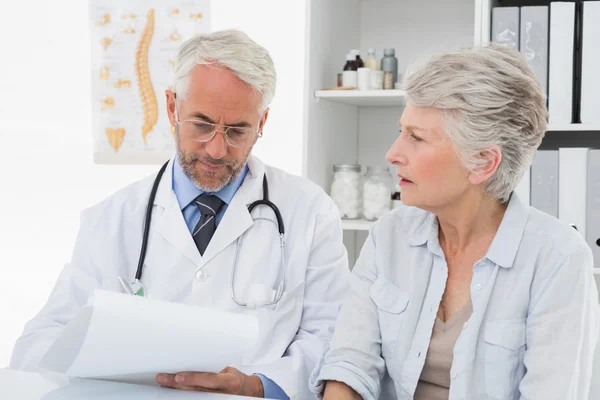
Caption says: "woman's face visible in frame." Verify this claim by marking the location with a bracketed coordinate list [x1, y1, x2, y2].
[386, 102, 472, 212]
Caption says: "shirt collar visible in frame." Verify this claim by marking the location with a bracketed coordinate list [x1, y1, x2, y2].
[172, 155, 248, 211]
[408, 192, 529, 269]
[485, 192, 529, 269]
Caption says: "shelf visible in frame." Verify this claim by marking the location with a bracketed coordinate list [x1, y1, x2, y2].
[595, 268, 600, 276]
[314, 90, 406, 107]
[547, 124, 600, 132]
[342, 218, 374, 231]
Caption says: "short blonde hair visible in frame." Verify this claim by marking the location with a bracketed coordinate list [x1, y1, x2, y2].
[403, 44, 547, 203]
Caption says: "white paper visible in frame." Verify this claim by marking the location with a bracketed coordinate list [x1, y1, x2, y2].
[39, 290, 258, 386]
[0, 369, 267, 400]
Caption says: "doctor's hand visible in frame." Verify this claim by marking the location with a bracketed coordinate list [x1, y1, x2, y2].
[156, 367, 265, 397]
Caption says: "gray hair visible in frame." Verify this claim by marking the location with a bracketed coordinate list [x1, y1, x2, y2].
[403, 44, 548, 203]
[173, 29, 276, 113]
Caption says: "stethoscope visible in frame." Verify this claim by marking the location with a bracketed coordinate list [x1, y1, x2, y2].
[118, 160, 286, 309]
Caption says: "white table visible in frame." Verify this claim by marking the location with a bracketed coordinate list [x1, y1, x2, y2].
[0, 368, 263, 399]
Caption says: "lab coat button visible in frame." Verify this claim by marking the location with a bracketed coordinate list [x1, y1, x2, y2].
[195, 270, 209, 282]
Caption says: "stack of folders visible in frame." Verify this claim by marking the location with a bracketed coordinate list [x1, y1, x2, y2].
[526, 148, 600, 267]
[491, 2, 600, 124]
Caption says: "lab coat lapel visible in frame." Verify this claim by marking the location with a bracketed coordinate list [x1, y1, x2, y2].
[198, 156, 265, 267]
[153, 157, 202, 267]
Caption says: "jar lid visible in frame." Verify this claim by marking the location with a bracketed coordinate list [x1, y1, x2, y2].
[366, 165, 391, 172]
[383, 48, 395, 56]
[334, 164, 361, 172]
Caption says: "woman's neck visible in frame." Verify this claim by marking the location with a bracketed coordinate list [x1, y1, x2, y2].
[437, 192, 508, 260]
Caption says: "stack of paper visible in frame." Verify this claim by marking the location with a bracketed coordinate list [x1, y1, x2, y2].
[39, 290, 259, 386]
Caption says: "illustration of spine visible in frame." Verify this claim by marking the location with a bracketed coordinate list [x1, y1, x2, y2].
[136, 9, 157, 145]
[106, 128, 126, 152]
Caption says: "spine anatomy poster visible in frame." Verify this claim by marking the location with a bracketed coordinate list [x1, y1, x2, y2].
[90, 0, 210, 164]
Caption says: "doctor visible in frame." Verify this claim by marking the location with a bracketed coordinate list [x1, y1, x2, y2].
[10, 29, 350, 399]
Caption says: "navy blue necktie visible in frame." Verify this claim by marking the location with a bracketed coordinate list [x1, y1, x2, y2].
[192, 195, 224, 255]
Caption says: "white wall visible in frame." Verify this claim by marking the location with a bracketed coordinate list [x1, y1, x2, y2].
[0, 0, 306, 367]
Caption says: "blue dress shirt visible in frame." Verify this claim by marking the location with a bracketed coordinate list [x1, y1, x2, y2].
[171, 156, 289, 400]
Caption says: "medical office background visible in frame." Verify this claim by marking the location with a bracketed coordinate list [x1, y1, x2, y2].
[2, 0, 600, 378]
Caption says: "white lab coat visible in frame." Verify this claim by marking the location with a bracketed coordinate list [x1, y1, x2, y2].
[10, 155, 350, 399]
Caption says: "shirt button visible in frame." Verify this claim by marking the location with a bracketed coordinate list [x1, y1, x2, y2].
[418, 352, 422, 358]
[451, 372, 457, 379]
[462, 321, 468, 329]
[475, 284, 482, 291]
[195, 270, 209, 282]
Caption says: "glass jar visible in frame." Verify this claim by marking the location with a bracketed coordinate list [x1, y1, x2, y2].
[330, 164, 362, 219]
[362, 166, 392, 220]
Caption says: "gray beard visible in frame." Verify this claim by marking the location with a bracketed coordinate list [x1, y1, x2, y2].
[177, 149, 249, 192]
[174, 129, 250, 192]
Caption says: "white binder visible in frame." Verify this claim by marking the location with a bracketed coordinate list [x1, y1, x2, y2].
[548, 2, 575, 125]
[531, 150, 559, 217]
[559, 148, 588, 236]
[581, 1, 600, 124]
[520, 6, 549, 98]
[514, 167, 531, 206]
[491, 7, 520, 50]
[586, 150, 600, 266]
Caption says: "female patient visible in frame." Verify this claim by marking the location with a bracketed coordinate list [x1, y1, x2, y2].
[310, 45, 599, 400]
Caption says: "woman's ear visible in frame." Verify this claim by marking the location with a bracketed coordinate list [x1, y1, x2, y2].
[468, 145, 502, 185]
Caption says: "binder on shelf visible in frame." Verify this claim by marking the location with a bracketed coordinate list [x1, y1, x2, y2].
[530, 150, 558, 218]
[580, 1, 600, 124]
[548, 2, 575, 125]
[514, 167, 531, 206]
[491, 7, 520, 50]
[520, 6, 549, 99]
[586, 149, 600, 267]
[559, 148, 588, 236]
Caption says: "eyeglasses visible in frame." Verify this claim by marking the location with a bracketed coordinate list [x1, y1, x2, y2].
[174, 101, 262, 149]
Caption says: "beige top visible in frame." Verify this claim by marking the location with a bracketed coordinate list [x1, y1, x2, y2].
[413, 300, 473, 400]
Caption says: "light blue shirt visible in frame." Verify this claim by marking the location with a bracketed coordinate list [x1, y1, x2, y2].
[171, 156, 289, 400]
[172, 156, 248, 231]
[310, 193, 600, 399]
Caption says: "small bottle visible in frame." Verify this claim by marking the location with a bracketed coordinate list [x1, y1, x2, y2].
[365, 48, 379, 70]
[381, 48, 398, 89]
[350, 49, 364, 68]
[342, 54, 358, 88]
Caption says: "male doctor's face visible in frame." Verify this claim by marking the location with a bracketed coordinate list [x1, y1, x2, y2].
[166, 64, 269, 192]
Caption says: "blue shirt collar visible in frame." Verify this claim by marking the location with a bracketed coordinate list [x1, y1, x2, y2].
[172, 155, 248, 211]
[408, 192, 529, 269]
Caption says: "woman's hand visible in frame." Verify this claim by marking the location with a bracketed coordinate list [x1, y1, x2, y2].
[323, 380, 362, 400]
